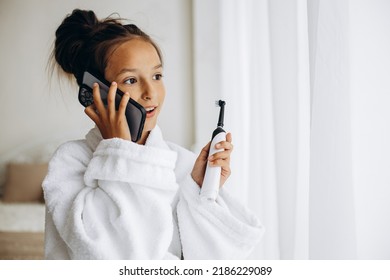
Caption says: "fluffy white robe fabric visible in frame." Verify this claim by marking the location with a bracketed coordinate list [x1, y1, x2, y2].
[43, 126, 264, 259]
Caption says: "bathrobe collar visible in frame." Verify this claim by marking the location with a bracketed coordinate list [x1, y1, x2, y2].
[85, 125, 170, 152]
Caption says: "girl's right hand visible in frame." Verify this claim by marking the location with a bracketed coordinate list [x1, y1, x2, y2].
[84, 82, 132, 141]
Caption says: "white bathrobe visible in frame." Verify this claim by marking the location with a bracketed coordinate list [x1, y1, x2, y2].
[43, 126, 264, 259]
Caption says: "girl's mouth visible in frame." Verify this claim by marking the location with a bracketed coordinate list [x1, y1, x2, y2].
[145, 106, 157, 118]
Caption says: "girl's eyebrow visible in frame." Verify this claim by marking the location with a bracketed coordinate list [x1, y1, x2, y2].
[117, 63, 163, 75]
[153, 63, 163, 70]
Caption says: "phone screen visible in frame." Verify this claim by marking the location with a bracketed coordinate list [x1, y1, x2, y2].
[78, 71, 146, 142]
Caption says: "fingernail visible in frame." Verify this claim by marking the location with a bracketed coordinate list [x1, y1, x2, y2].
[215, 144, 221, 149]
[112, 81, 117, 86]
[93, 83, 98, 87]
[208, 155, 214, 161]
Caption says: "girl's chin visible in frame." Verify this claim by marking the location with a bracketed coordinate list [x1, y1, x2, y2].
[138, 123, 156, 140]
[143, 118, 157, 132]
[143, 122, 156, 133]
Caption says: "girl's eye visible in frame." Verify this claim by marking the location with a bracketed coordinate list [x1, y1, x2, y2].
[153, 74, 163, 81]
[124, 77, 137, 85]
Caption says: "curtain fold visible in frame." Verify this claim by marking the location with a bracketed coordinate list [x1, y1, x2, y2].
[309, 0, 358, 259]
[219, 0, 281, 260]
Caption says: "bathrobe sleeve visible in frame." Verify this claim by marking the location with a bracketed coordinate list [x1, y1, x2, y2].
[169, 143, 265, 260]
[43, 138, 179, 259]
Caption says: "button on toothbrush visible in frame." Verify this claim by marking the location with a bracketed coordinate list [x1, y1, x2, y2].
[200, 100, 226, 202]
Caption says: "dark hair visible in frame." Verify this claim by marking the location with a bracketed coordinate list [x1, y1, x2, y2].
[51, 9, 162, 85]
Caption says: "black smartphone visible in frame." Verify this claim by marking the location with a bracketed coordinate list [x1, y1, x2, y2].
[78, 71, 146, 142]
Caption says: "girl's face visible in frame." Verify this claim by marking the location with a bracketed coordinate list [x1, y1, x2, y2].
[105, 38, 165, 141]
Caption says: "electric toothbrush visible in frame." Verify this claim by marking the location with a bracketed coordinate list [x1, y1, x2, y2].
[200, 100, 226, 202]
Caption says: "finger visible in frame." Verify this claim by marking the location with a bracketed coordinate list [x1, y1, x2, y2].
[220, 165, 231, 180]
[221, 164, 231, 175]
[199, 141, 211, 159]
[226, 132, 232, 143]
[214, 133, 233, 150]
[209, 150, 232, 161]
[118, 92, 130, 116]
[209, 158, 230, 168]
[92, 83, 108, 121]
[215, 140, 234, 151]
[84, 104, 101, 126]
[107, 82, 117, 120]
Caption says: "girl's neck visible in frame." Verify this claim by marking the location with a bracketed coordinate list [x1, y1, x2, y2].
[137, 130, 151, 145]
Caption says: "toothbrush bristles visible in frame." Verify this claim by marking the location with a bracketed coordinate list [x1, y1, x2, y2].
[215, 100, 226, 107]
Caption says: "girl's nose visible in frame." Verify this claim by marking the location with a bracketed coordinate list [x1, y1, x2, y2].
[141, 81, 156, 101]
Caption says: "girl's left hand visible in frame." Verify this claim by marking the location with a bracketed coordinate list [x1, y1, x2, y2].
[191, 133, 233, 188]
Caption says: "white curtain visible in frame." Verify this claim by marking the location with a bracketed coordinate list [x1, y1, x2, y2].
[193, 0, 390, 259]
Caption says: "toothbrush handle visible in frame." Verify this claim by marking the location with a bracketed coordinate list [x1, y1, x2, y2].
[200, 131, 226, 202]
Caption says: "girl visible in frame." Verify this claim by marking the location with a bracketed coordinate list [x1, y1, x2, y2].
[43, 9, 263, 259]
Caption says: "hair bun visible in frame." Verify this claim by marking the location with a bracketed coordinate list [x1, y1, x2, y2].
[54, 9, 99, 76]
[52, 9, 163, 86]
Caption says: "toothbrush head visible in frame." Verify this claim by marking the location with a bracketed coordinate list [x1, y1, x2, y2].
[215, 100, 226, 107]
[215, 100, 226, 127]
